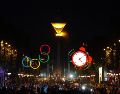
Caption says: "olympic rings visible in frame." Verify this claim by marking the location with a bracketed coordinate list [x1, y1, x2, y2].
[30, 59, 40, 69]
[39, 44, 51, 63]
[38, 52, 50, 63]
[68, 49, 75, 57]
[22, 56, 40, 69]
[40, 44, 51, 55]
[68, 49, 75, 63]
[22, 56, 32, 68]
[21, 44, 51, 69]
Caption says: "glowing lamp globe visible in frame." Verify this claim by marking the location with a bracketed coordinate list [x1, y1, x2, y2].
[72, 51, 87, 67]
[51, 22, 66, 36]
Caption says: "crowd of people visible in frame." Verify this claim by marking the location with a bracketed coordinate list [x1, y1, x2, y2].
[93, 83, 120, 94]
[0, 83, 91, 94]
[0, 82, 120, 94]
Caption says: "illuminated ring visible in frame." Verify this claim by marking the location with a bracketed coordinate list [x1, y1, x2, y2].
[30, 59, 40, 69]
[40, 44, 50, 55]
[22, 56, 32, 68]
[68, 49, 75, 63]
[83, 63, 91, 70]
[38, 52, 50, 63]
[68, 49, 75, 57]
[86, 63, 91, 69]
[83, 63, 88, 70]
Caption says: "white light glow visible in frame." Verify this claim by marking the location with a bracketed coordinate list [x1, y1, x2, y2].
[82, 86, 86, 90]
[69, 74, 73, 78]
[90, 89, 93, 92]
[99, 67, 102, 83]
[72, 51, 87, 67]
[7, 73, 11, 76]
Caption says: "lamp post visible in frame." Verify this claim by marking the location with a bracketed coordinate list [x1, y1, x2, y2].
[51, 22, 66, 79]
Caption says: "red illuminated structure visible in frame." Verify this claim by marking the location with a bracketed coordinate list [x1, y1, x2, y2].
[72, 47, 93, 69]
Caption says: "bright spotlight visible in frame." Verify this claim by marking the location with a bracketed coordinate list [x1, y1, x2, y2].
[82, 86, 86, 90]
[69, 74, 73, 78]
[7, 73, 11, 76]
[90, 89, 93, 92]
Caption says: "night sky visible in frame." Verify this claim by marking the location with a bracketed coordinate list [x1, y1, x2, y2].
[0, 1, 120, 62]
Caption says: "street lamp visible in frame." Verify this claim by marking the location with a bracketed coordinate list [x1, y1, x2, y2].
[51, 22, 66, 79]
